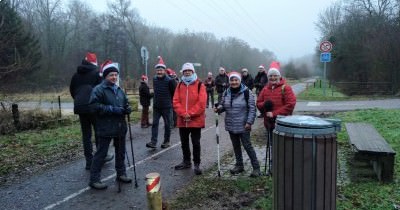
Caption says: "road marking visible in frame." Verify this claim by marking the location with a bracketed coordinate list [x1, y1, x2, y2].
[43, 125, 214, 210]
[307, 102, 321, 106]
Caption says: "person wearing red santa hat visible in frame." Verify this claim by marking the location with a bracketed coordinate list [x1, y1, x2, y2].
[256, 61, 296, 174]
[70, 52, 114, 170]
[88, 61, 133, 190]
[214, 71, 260, 177]
[146, 56, 177, 149]
[139, 75, 153, 128]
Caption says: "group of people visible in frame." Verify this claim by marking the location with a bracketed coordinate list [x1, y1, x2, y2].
[70, 52, 296, 190]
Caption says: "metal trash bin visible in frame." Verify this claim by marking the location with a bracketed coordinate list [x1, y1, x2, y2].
[272, 115, 341, 210]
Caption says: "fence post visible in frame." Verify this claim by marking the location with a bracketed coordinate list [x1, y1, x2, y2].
[146, 172, 162, 210]
[12, 103, 21, 130]
[319, 79, 322, 88]
[58, 96, 62, 118]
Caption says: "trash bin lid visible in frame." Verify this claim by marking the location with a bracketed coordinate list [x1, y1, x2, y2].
[275, 115, 336, 135]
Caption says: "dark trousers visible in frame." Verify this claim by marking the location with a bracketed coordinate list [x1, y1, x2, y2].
[78, 114, 97, 164]
[141, 106, 150, 126]
[206, 90, 214, 107]
[217, 91, 224, 105]
[90, 135, 126, 183]
[179, 128, 201, 165]
[229, 131, 260, 169]
[151, 108, 172, 144]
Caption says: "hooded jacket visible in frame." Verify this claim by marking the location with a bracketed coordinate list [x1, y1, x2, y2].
[173, 80, 207, 128]
[256, 79, 296, 129]
[69, 60, 102, 114]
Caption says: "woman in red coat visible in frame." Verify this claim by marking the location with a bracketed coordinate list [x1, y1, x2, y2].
[173, 62, 207, 175]
[256, 61, 296, 130]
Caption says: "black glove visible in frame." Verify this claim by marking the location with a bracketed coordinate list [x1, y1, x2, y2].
[264, 100, 273, 112]
[124, 106, 132, 114]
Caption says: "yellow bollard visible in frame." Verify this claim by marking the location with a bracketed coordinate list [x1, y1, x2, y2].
[146, 172, 162, 210]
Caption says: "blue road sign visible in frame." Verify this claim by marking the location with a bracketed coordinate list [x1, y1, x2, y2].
[320, 52, 331, 62]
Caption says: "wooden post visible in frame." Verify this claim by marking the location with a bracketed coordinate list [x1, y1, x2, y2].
[11, 103, 21, 130]
[146, 172, 162, 210]
[58, 95, 62, 118]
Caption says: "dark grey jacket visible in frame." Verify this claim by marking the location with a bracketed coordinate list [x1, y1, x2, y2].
[89, 80, 129, 137]
[219, 84, 256, 134]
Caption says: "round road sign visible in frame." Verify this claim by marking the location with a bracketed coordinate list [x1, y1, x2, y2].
[320, 41, 333, 52]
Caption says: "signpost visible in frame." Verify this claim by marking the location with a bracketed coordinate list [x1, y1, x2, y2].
[141, 46, 149, 76]
[320, 41, 333, 96]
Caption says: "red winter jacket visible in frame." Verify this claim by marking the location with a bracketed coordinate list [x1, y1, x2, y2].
[256, 79, 296, 129]
[173, 80, 207, 128]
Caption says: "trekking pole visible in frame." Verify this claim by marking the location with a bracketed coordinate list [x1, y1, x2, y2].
[215, 104, 221, 177]
[265, 128, 270, 176]
[127, 113, 139, 188]
[268, 129, 273, 175]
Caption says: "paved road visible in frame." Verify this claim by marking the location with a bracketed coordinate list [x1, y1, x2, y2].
[1, 81, 399, 210]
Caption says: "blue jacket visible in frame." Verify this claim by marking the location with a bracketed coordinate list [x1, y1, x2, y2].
[219, 84, 256, 134]
[89, 80, 129, 137]
[153, 75, 176, 109]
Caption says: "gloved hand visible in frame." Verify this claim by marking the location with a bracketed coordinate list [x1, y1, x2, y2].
[112, 106, 125, 115]
[124, 106, 132, 114]
[264, 100, 273, 112]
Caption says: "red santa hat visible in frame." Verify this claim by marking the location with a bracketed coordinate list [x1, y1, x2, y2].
[258, 65, 265, 70]
[100, 59, 115, 77]
[228, 71, 241, 82]
[85, 52, 98, 66]
[267, 61, 281, 77]
[154, 56, 166, 69]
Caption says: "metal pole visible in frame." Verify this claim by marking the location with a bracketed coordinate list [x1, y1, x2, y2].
[323, 62, 327, 96]
[145, 59, 148, 77]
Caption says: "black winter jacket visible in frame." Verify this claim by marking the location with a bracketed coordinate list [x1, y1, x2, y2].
[254, 72, 268, 93]
[69, 60, 102, 114]
[139, 81, 153, 107]
[241, 74, 254, 90]
[89, 81, 129, 137]
[215, 74, 229, 93]
[153, 75, 176, 109]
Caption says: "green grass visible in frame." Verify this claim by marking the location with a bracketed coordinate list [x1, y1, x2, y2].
[297, 83, 350, 101]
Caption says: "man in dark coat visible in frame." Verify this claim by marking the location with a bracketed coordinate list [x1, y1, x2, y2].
[69, 52, 113, 170]
[146, 56, 177, 149]
[254, 65, 268, 96]
[214, 67, 229, 105]
[88, 61, 132, 190]
[204, 72, 215, 108]
[241, 68, 254, 91]
[139, 75, 153, 128]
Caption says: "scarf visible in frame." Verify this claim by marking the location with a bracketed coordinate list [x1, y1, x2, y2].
[181, 73, 198, 85]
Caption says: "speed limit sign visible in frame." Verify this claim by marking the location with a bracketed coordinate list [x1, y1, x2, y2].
[320, 41, 333, 52]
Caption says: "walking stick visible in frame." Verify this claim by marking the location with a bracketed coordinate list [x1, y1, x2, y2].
[263, 100, 274, 176]
[127, 113, 139, 188]
[215, 111, 221, 177]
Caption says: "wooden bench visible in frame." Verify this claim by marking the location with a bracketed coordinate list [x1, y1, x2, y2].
[345, 123, 396, 182]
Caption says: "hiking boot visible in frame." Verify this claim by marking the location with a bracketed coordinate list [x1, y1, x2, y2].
[230, 165, 244, 175]
[194, 164, 202, 175]
[116, 175, 132, 183]
[104, 154, 114, 163]
[89, 181, 108, 190]
[174, 161, 192, 170]
[249, 169, 261, 177]
[146, 142, 157, 149]
[161, 141, 170, 148]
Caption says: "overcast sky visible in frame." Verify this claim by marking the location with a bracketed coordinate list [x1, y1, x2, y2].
[79, 0, 337, 62]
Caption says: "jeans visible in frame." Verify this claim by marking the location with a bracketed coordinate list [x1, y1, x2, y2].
[179, 128, 201, 164]
[90, 135, 126, 183]
[206, 90, 214, 107]
[78, 114, 97, 164]
[151, 108, 172, 144]
[229, 131, 260, 169]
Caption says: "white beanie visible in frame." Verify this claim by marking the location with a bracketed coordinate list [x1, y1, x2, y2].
[229, 71, 241, 82]
[180, 62, 195, 73]
[267, 68, 281, 77]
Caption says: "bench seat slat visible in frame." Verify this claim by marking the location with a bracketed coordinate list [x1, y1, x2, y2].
[345, 123, 395, 154]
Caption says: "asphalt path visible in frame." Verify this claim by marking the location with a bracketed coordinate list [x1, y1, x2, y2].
[1, 81, 400, 209]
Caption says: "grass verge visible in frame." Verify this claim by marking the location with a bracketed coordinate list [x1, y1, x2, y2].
[169, 108, 400, 209]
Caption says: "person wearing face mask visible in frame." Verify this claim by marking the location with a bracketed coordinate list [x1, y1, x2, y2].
[88, 61, 132, 190]
[204, 72, 215, 108]
[241, 68, 254, 91]
[173, 63, 207, 175]
[214, 72, 260, 177]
